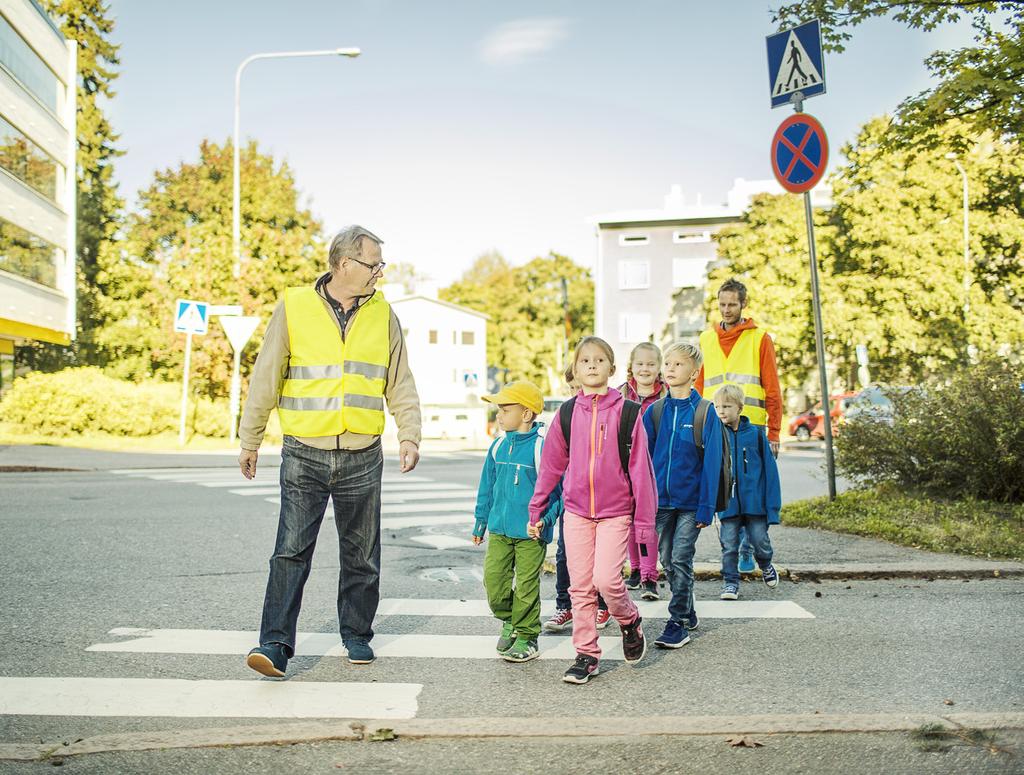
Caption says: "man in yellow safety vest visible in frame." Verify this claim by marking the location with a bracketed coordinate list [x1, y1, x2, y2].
[238, 225, 422, 676]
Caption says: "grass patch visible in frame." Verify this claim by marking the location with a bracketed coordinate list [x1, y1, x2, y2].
[910, 724, 1012, 755]
[781, 484, 1024, 562]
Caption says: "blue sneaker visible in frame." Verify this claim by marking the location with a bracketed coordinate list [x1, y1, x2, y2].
[654, 620, 691, 649]
[246, 643, 288, 677]
[685, 609, 700, 631]
[738, 551, 756, 573]
[720, 583, 739, 600]
[345, 640, 376, 664]
[762, 563, 779, 588]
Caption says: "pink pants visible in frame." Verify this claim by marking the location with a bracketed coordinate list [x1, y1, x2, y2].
[563, 512, 640, 659]
[627, 521, 659, 582]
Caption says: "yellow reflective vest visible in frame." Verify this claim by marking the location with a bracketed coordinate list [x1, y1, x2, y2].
[699, 327, 768, 426]
[278, 287, 390, 437]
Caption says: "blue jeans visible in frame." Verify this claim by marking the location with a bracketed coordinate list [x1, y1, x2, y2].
[259, 436, 383, 655]
[720, 515, 773, 585]
[555, 510, 606, 612]
[656, 508, 699, 625]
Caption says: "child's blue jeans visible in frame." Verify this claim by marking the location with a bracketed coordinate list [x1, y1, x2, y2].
[720, 514, 773, 585]
[656, 508, 699, 625]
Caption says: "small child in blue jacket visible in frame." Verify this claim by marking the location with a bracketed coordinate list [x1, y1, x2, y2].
[713, 384, 782, 600]
[473, 380, 560, 663]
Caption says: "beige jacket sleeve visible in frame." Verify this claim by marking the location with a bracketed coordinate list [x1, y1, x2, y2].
[385, 308, 422, 447]
[237, 301, 289, 452]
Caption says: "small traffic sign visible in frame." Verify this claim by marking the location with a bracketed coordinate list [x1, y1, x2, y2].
[771, 113, 829, 193]
[766, 19, 826, 108]
[174, 299, 209, 335]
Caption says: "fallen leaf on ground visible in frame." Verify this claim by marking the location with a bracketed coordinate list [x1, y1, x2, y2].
[368, 728, 397, 742]
[944, 699, 955, 706]
[725, 736, 764, 748]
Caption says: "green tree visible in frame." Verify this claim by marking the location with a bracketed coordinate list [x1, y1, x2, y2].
[771, 2, 1024, 145]
[97, 140, 324, 397]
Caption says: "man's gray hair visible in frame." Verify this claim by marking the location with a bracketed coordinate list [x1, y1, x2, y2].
[328, 225, 384, 271]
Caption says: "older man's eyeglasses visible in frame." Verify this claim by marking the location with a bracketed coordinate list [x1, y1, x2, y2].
[348, 256, 386, 276]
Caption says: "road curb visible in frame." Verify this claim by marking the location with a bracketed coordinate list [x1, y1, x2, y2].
[3, 711, 1023, 761]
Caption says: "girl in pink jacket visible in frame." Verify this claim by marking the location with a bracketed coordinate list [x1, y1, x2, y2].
[528, 336, 658, 683]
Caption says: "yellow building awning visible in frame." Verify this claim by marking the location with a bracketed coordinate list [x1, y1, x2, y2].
[0, 317, 72, 346]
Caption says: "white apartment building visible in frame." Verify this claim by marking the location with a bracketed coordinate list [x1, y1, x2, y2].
[0, 0, 76, 391]
[590, 179, 830, 371]
[380, 283, 489, 442]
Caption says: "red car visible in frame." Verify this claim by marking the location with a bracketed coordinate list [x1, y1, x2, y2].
[788, 392, 858, 440]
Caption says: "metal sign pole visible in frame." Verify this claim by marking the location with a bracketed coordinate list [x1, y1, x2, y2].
[229, 348, 242, 442]
[802, 190, 837, 500]
[179, 331, 193, 446]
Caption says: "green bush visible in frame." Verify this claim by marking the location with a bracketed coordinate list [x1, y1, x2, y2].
[836, 357, 1024, 502]
[0, 367, 228, 438]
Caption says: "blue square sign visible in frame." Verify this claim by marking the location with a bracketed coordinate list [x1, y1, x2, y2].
[766, 19, 826, 108]
[174, 299, 209, 335]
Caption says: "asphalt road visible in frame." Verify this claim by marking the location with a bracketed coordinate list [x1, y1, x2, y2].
[1, 446, 1020, 772]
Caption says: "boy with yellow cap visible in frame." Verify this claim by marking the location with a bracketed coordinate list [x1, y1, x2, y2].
[473, 380, 561, 662]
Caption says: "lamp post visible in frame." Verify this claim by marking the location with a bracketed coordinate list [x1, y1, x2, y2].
[945, 152, 970, 322]
[232, 48, 361, 279]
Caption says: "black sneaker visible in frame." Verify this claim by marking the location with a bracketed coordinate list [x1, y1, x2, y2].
[640, 580, 660, 600]
[246, 643, 288, 677]
[621, 616, 648, 665]
[345, 640, 376, 664]
[625, 569, 642, 590]
[562, 653, 600, 684]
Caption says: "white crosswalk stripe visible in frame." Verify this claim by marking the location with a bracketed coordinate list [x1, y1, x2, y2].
[374, 598, 815, 619]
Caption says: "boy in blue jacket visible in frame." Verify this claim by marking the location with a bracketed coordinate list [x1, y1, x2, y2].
[714, 384, 782, 600]
[643, 343, 723, 650]
[473, 381, 560, 663]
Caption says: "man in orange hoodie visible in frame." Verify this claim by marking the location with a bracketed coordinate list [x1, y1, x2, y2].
[696, 278, 782, 572]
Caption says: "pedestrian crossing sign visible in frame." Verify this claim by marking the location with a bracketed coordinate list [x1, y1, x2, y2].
[174, 299, 209, 335]
[766, 19, 826, 108]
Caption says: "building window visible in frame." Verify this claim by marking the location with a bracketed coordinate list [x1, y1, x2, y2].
[461, 331, 475, 345]
[673, 229, 711, 244]
[618, 313, 652, 344]
[672, 257, 708, 288]
[618, 260, 650, 290]
[0, 216, 58, 287]
[0, 114, 61, 201]
[452, 331, 457, 344]
[618, 233, 649, 246]
[428, 329, 438, 344]
[0, 15, 60, 112]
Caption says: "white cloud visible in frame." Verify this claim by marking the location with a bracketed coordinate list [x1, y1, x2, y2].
[478, 18, 569, 65]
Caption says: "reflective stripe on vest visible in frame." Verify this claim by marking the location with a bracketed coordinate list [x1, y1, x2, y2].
[278, 287, 390, 437]
[700, 327, 768, 426]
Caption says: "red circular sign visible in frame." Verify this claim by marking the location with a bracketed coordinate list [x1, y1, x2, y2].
[771, 113, 828, 194]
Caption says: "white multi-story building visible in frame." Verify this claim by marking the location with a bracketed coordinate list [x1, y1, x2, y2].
[380, 282, 489, 442]
[0, 0, 76, 391]
[590, 179, 829, 371]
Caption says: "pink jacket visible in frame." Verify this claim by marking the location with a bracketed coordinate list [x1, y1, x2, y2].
[529, 389, 657, 542]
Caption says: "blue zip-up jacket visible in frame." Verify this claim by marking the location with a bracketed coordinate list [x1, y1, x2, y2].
[720, 417, 782, 524]
[642, 388, 723, 526]
[474, 423, 560, 542]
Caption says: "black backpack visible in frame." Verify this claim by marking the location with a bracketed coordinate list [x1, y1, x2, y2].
[557, 396, 642, 475]
[648, 396, 733, 513]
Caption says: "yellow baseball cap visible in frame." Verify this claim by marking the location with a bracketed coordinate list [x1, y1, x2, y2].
[481, 380, 544, 415]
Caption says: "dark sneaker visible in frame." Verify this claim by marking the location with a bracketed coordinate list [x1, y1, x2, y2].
[654, 621, 691, 649]
[640, 580, 660, 601]
[345, 640, 375, 664]
[562, 653, 600, 684]
[762, 563, 779, 588]
[502, 637, 539, 663]
[685, 609, 700, 631]
[595, 608, 612, 629]
[625, 569, 642, 590]
[543, 608, 573, 632]
[496, 621, 516, 653]
[621, 616, 647, 665]
[738, 551, 756, 573]
[720, 583, 740, 600]
[246, 643, 288, 677]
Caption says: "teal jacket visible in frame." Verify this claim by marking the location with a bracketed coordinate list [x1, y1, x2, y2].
[474, 423, 560, 542]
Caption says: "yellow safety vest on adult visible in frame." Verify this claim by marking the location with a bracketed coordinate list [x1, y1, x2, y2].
[699, 327, 768, 426]
[278, 287, 390, 437]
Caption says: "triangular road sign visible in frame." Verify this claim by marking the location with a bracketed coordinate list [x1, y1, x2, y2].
[174, 299, 209, 334]
[772, 30, 823, 99]
[219, 315, 261, 352]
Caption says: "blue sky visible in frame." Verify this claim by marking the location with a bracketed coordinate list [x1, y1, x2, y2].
[107, 1, 976, 283]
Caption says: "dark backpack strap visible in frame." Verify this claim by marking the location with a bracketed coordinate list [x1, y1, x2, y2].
[650, 396, 667, 442]
[558, 397, 576, 454]
[617, 399, 641, 474]
[693, 399, 711, 462]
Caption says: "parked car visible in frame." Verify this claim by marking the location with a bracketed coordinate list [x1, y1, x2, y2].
[422, 410, 475, 440]
[538, 397, 568, 432]
[842, 385, 915, 427]
[788, 392, 858, 440]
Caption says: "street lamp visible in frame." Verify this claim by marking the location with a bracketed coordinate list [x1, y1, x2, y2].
[945, 152, 970, 322]
[232, 48, 361, 279]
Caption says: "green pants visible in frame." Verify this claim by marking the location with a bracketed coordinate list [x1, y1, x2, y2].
[482, 534, 547, 639]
